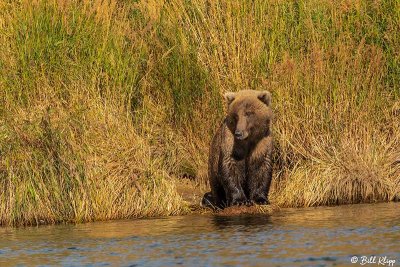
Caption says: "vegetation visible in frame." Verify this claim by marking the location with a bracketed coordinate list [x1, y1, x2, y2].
[0, 0, 399, 226]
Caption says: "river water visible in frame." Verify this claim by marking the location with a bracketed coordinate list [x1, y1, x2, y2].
[0, 202, 399, 267]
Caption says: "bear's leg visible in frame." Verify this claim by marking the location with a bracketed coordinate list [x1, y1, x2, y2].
[248, 158, 272, 205]
[209, 179, 226, 209]
[221, 158, 248, 206]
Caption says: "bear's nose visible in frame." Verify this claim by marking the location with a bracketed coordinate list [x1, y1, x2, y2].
[234, 130, 243, 138]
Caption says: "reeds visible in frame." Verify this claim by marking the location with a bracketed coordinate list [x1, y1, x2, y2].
[0, 0, 399, 226]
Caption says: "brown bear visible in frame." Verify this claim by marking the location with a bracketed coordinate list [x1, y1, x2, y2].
[202, 90, 273, 209]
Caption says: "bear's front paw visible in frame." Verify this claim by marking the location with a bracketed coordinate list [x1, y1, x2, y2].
[230, 196, 249, 206]
[252, 196, 270, 205]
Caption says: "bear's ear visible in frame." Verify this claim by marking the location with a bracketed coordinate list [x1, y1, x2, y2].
[224, 92, 236, 105]
[258, 91, 271, 106]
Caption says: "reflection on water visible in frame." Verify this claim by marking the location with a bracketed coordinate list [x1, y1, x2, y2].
[0, 202, 399, 266]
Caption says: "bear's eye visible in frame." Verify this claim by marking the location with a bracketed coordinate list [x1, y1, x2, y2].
[233, 115, 238, 123]
[245, 111, 255, 117]
[227, 114, 237, 125]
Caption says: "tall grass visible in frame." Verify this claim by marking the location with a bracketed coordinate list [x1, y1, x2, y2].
[0, 0, 399, 226]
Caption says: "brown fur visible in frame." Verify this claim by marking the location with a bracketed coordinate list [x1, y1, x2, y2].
[202, 90, 274, 209]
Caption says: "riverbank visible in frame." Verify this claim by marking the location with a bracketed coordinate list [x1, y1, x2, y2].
[1, 0, 399, 226]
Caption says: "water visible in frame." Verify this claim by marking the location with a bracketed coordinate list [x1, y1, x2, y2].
[1, 202, 399, 267]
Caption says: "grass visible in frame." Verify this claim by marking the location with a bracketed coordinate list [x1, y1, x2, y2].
[0, 0, 399, 226]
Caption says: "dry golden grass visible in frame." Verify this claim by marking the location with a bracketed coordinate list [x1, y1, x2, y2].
[0, 0, 399, 225]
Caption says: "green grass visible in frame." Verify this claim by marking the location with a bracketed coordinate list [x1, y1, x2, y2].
[0, 0, 399, 226]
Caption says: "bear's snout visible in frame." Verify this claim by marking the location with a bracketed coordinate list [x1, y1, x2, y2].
[234, 130, 244, 139]
[234, 130, 248, 140]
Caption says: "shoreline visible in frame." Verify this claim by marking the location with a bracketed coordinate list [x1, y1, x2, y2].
[1, 175, 398, 228]
[3, 199, 399, 228]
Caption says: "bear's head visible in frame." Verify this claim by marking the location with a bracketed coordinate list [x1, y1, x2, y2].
[224, 90, 272, 159]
